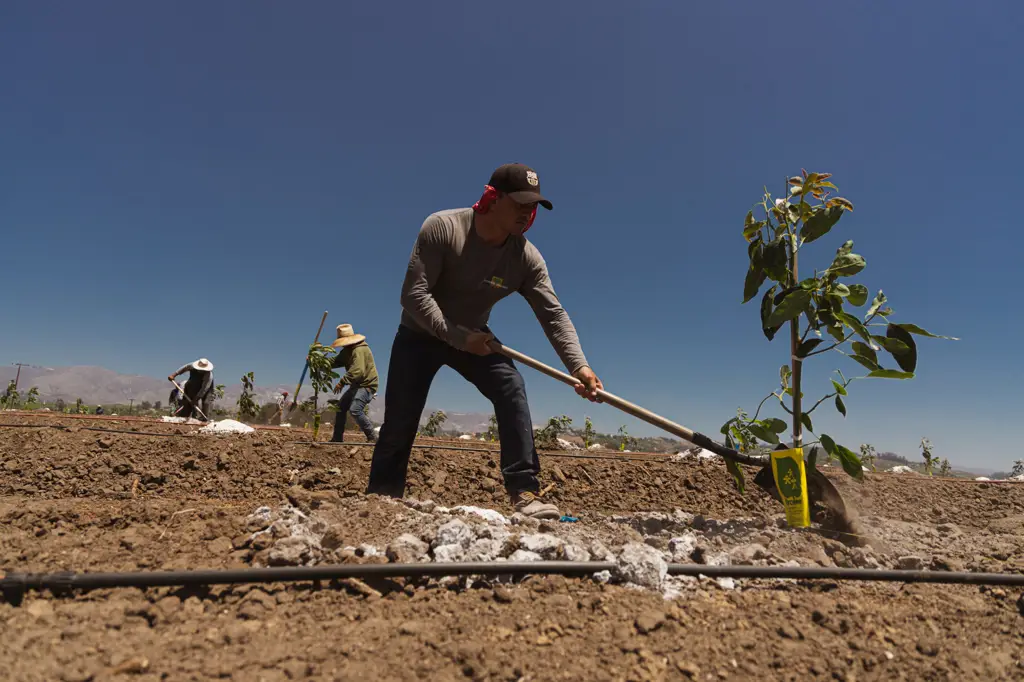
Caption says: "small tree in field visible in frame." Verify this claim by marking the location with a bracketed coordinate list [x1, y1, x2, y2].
[485, 414, 498, 442]
[535, 415, 573, 449]
[304, 343, 340, 439]
[859, 443, 878, 472]
[920, 437, 936, 476]
[722, 170, 958, 491]
[154, 400, 162, 410]
[237, 372, 260, 421]
[617, 425, 638, 452]
[54, 398, 66, 413]
[420, 410, 447, 437]
[2, 381, 19, 409]
[1012, 460, 1024, 478]
[939, 458, 952, 476]
[24, 387, 40, 409]
[214, 384, 225, 401]
[583, 416, 596, 449]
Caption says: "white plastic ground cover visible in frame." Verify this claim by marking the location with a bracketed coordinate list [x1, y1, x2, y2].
[199, 419, 256, 434]
[888, 465, 916, 474]
[161, 416, 203, 424]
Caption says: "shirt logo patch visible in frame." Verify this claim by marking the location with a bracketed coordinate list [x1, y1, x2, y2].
[484, 276, 507, 290]
[526, 170, 539, 186]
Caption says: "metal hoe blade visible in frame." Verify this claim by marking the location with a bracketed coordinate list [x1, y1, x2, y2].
[491, 342, 852, 526]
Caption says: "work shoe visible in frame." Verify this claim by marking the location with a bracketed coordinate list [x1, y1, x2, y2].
[511, 490, 561, 520]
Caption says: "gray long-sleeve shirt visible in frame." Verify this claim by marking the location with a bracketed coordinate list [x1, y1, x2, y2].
[399, 207, 590, 374]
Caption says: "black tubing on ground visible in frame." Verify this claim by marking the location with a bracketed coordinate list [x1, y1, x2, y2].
[4, 562, 1024, 605]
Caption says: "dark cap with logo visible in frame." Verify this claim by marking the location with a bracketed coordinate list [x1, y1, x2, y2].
[488, 163, 553, 210]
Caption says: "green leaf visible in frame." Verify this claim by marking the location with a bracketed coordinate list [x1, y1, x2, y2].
[826, 323, 845, 343]
[851, 341, 877, 366]
[849, 354, 880, 371]
[725, 457, 745, 494]
[796, 338, 824, 357]
[819, 434, 837, 457]
[760, 285, 782, 341]
[799, 277, 820, 290]
[847, 284, 869, 307]
[763, 236, 790, 282]
[827, 253, 866, 277]
[800, 412, 813, 432]
[835, 395, 847, 417]
[832, 283, 851, 297]
[779, 364, 792, 390]
[835, 311, 872, 343]
[886, 324, 918, 373]
[763, 418, 788, 433]
[799, 206, 844, 244]
[831, 379, 848, 396]
[833, 442, 864, 481]
[743, 210, 757, 241]
[836, 240, 854, 257]
[872, 335, 910, 356]
[893, 323, 960, 341]
[866, 290, 887, 319]
[743, 263, 768, 303]
[746, 422, 780, 445]
[766, 289, 812, 327]
[866, 369, 915, 379]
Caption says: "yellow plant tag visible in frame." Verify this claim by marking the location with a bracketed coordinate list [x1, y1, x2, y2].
[770, 448, 810, 528]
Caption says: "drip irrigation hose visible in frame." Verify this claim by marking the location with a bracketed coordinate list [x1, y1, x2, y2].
[3, 562, 1022, 606]
[289, 441, 675, 462]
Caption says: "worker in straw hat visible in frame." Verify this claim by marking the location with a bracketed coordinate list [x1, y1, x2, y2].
[168, 358, 215, 421]
[366, 163, 603, 520]
[327, 324, 379, 443]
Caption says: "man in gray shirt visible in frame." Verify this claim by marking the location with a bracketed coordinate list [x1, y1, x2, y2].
[367, 163, 603, 520]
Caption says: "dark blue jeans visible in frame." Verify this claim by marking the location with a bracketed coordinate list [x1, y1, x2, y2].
[367, 324, 541, 498]
[330, 386, 376, 441]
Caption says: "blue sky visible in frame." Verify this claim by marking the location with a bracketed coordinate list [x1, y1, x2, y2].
[2, 1, 1020, 468]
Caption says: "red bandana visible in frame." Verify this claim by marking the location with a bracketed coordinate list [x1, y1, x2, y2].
[472, 185, 537, 232]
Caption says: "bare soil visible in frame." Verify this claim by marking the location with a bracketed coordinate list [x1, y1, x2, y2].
[1, 413, 1023, 681]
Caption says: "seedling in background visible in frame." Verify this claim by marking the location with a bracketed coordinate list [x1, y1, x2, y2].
[583, 416, 596, 449]
[617, 425, 638, 452]
[2, 381, 19, 409]
[859, 443, 878, 472]
[237, 372, 260, 422]
[420, 410, 447, 437]
[536, 415, 573, 449]
[724, 170, 958, 491]
[486, 414, 498, 442]
[920, 437, 937, 476]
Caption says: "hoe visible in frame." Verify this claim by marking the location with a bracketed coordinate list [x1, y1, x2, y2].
[492, 342, 854, 533]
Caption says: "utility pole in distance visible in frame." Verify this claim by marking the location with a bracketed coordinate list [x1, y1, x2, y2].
[12, 363, 29, 391]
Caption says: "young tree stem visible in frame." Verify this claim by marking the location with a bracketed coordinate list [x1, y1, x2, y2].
[789, 230, 803, 449]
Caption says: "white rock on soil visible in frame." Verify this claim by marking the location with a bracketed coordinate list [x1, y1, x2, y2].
[433, 519, 475, 549]
[453, 505, 508, 525]
[561, 544, 592, 562]
[199, 419, 256, 434]
[592, 570, 612, 583]
[508, 550, 543, 562]
[589, 540, 616, 562]
[668, 534, 699, 562]
[615, 542, 668, 590]
[518, 533, 565, 559]
[267, 536, 318, 566]
[465, 538, 504, 561]
[432, 544, 465, 563]
[386, 534, 430, 563]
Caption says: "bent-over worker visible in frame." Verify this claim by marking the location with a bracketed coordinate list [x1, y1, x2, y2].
[328, 324, 379, 443]
[367, 163, 602, 520]
[168, 358, 215, 421]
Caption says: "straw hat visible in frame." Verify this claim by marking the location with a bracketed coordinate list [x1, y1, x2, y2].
[193, 358, 214, 371]
[331, 324, 366, 348]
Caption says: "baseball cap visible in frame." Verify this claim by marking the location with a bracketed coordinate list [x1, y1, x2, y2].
[488, 163, 553, 210]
